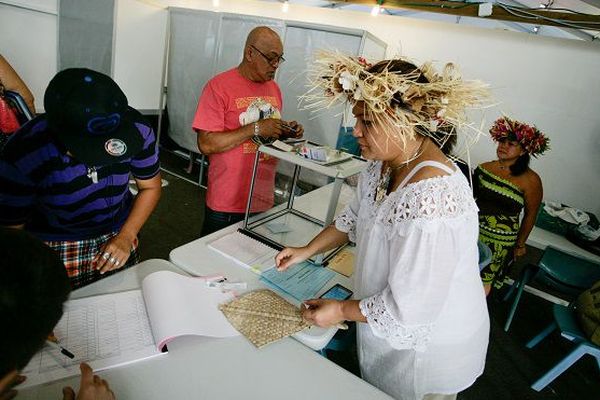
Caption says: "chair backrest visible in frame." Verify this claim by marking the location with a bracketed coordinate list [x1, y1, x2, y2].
[4, 90, 34, 122]
[538, 247, 600, 295]
[553, 304, 591, 344]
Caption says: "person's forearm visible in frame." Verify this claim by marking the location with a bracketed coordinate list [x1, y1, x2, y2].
[305, 225, 349, 257]
[118, 186, 161, 242]
[340, 300, 367, 323]
[516, 211, 537, 248]
[0, 55, 35, 113]
[197, 125, 254, 154]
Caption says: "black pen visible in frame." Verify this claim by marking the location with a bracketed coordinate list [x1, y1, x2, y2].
[46, 338, 75, 359]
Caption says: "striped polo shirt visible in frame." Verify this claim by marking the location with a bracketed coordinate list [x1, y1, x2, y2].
[0, 114, 160, 241]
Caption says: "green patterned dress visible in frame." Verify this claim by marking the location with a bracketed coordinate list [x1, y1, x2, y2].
[474, 166, 524, 289]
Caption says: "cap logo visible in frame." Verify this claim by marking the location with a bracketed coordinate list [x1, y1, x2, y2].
[104, 138, 127, 157]
[88, 113, 121, 135]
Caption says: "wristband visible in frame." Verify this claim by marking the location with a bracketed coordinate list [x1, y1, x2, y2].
[253, 122, 260, 137]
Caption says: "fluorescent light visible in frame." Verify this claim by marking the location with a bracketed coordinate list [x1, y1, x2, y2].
[282, 1, 289, 13]
[371, 4, 380, 16]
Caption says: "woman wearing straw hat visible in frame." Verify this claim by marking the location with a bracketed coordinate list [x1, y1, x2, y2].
[275, 53, 490, 400]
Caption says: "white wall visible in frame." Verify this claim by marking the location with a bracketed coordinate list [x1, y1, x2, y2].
[0, 0, 58, 113]
[156, 0, 600, 216]
[2, 0, 599, 215]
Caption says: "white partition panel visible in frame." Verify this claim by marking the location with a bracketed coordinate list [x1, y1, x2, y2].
[214, 15, 284, 76]
[278, 24, 362, 148]
[58, 0, 115, 75]
[165, 9, 386, 156]
[167, 8, 220, 152]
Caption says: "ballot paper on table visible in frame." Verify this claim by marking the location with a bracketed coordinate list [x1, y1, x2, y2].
[265, 221, 293, 234]
[260, 261, 334, 302]
[21, 271, 238, 388]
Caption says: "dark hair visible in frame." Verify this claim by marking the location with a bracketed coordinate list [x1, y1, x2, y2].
[0, 228, 71, 376]
[510, 153, 530, 176]
[366, 59, 455, 154]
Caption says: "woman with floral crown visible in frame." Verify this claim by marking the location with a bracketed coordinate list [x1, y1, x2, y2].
[275, 52, 490, 400]
[476, 117, 549, 296]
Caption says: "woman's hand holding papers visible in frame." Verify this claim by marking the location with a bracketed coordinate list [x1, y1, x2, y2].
[302, 299, 366, 328]
[275, 246, 312, 271]
[302, 299, 345, 328]
[276, 226, 350, 271]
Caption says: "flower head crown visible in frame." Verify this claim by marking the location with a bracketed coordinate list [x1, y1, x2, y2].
[302, 51, 490, 151]
[490, 116, 550, 157]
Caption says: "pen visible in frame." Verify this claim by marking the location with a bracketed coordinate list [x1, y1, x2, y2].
[46, 338, 75, 359]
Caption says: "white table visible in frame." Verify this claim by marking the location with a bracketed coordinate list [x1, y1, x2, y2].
[169, 221, 354, 351]
[17, 259, 391, 400]
[528, 226, 600, 264]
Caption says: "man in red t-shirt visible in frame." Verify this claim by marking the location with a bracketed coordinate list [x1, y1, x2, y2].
[193, 26, 303, 236]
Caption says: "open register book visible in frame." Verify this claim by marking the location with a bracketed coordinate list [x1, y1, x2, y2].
[21, 271, 239, 388]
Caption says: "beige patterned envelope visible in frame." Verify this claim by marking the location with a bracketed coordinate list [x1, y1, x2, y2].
[219, 290, 310, 348]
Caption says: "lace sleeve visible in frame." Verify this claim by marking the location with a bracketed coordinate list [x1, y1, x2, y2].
[335, 205, 357, 242]
[359, 292, 433, 352]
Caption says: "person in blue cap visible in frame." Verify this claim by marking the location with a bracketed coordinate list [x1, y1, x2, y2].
[0, 68, 162, 288]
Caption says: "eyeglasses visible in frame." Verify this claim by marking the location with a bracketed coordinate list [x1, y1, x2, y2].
[251, 45, 285, 66]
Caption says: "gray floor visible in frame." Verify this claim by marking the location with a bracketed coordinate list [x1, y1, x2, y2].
[137, 149, 600, 400]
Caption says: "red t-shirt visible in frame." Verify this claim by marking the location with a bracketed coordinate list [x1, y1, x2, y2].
[192, 68, 282, 213]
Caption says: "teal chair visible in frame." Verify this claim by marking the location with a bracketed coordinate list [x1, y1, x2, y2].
[504, 247, 600, 332]
[526, 303, 600, 391]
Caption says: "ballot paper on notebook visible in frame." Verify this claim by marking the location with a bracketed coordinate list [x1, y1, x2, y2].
[208, 230, 278, 274]
[260, 261, 335, 302]
[21, 271, 238, 388]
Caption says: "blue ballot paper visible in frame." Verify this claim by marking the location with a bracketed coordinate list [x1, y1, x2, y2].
[260, 261, 335, 302]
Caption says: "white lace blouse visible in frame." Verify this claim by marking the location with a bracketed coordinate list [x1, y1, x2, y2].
[335, 160, 489, 400]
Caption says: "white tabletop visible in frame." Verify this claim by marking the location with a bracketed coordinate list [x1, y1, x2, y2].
[169, 220, 355, 351]
[17, 259, 390, 400]
[527, 226, 600, 264]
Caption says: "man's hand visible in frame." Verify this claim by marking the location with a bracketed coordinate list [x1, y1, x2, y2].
[62, 363, 115, 400]
[285, 121, 304, 139]
[93, 234, 134, 274]
[256, 118, 286, 139]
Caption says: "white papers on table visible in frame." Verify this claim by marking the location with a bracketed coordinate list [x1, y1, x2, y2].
[142, 270, 239, 350]
[21, 290, 160, 388]
[260, 261, 335, 302]
[21, 271, 238, 388]
[208, 231, 277, 274]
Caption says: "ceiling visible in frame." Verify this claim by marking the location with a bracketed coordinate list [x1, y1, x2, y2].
[258, 0, 600, 42]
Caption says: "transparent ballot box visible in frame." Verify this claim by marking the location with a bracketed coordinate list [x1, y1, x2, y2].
[241, 141, 366, 264]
